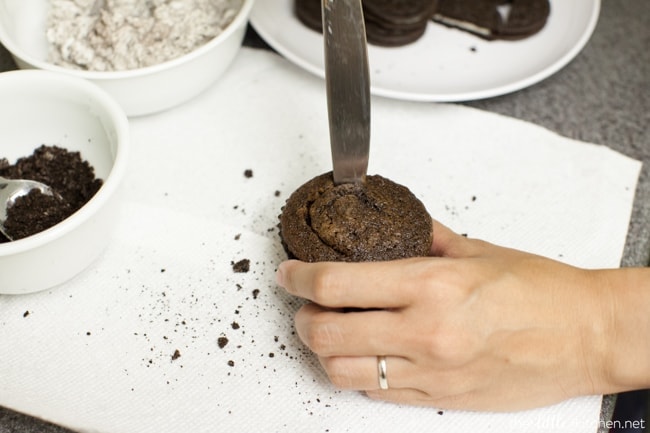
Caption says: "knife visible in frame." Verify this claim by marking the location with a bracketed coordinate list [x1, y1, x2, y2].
[322, 0, 371, 185]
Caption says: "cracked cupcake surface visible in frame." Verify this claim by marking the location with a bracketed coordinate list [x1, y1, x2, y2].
[279, 172, 433, 262]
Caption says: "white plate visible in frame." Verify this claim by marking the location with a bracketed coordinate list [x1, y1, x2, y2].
[250, 0, 600, 101]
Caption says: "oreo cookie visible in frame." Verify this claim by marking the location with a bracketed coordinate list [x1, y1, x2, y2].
[294, 0, 438, 47]
[433, 0, 551, 40]
[364, 19, 429, 46]
[497, 0, 551, 40]
[364, 0, 438, 46]
[294, 0, 549, 45]
[294, 0, 323, 32]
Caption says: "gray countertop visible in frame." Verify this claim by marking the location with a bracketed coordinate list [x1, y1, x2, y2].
[0, 0, 647, 431]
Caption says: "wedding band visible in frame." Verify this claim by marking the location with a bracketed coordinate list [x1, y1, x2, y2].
[377, 356, 389, 390]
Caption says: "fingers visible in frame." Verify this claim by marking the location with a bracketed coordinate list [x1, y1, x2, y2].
[430, 219, 475, 258]
[277, 259, 422, 309]
[430, 218, 461, 256]
[366, 388, 436, 406]
[274, 221, 505, 408]
[365, 388, 473, 410]
[275, 218, 586, 411]
[294, 303, 408, 357]
[318, 354, 447, 395]
[294, 303, 482, 398]
[318, 355, 411, 391]
[318, 354, 475, 405]
[275, 220, 488, 309]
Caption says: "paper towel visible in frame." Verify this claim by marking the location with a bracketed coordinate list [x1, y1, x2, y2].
[0, 47, 642, 433]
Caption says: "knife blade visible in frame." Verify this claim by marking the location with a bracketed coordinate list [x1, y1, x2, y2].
[323, 0, 371, 185]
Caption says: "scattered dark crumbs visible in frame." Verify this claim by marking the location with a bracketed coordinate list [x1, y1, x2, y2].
[22, 311, 29, 318]
[105, 170, 317, 421]
[244, 169, 253, 178]
[231, 259, 250, 273]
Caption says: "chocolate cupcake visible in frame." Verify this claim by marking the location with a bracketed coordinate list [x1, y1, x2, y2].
[279, 172, 433, 262]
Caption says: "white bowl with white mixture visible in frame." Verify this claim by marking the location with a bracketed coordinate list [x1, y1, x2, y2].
[0, 69, 129, 295]
[0, 0, 253, 117]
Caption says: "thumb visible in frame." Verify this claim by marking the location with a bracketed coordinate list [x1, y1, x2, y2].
[430, 219, 474, 258]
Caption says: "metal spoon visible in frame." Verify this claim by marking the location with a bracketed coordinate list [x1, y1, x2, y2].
[0, 176, 58, 241]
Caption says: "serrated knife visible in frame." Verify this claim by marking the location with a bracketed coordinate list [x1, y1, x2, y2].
[322, 0, 370, 185]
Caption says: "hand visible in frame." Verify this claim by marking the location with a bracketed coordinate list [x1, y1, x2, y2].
[275, 220, 629, 411]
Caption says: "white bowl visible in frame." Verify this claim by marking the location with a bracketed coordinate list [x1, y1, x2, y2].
[0, 69, 129, 295]
[0, 0, 254, 117]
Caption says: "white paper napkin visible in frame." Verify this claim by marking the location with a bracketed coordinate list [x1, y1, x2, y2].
[0, 47, 642, 433]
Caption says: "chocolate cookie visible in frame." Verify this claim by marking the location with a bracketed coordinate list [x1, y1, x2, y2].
[496, 0, 551, 40]
[279, 172, 433, 262]
[363, 0, 438, 46]
[294, 0, 323, 32]
[364, 23, 428, 46]
[294, 0, 437, 47]
[364, 0, 438, 27]
[432, 0, 551, 40]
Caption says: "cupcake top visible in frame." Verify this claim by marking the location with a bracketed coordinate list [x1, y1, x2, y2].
[279, 172, 433, 262]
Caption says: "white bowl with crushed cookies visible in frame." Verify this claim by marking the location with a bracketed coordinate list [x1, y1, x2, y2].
[0, 0, 253, 117]
[0, 69, 129, 295]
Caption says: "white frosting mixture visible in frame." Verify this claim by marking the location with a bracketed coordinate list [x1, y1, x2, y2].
[47, 0, 243, 71]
